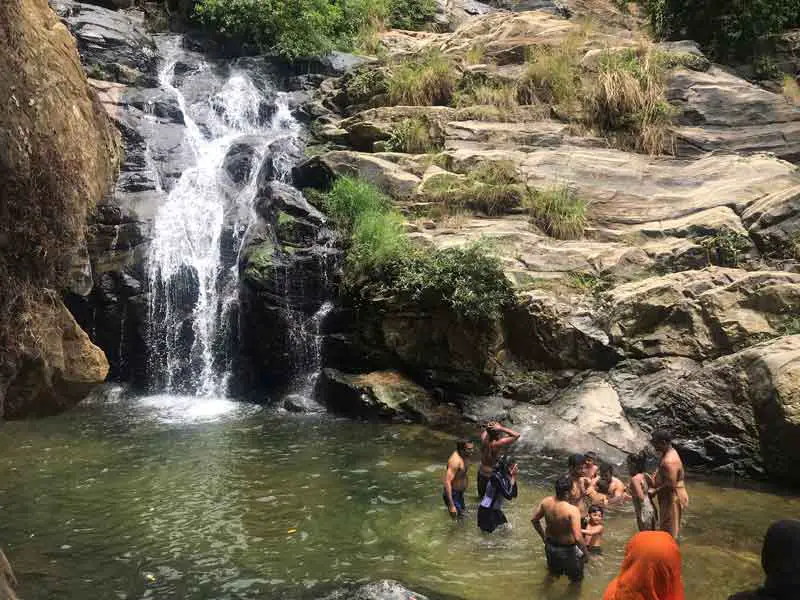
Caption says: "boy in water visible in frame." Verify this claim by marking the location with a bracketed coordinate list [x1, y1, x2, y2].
[531, 475, 589, 583]
[627, 451, 656, 531]
[443, 440, 474, 520]
[582, 505, 605, 554]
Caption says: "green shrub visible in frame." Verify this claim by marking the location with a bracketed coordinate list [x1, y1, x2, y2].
[344, 68, 389, 104]
[323, 177, 514, 321]
[701, 230, 751, 267]
[583, 47, 675, 155]
[387, 243, 515, 322]
[385, 117, 443, 153]
[644, 0, 800, 60]
[193, 0, 437, 60]
[527, 184, 587, 240]
[388, 52, 460, 106]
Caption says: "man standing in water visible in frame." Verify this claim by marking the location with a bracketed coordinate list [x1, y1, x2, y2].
[531, 476, 589, 583]
[567, 454, 590, 519]
[647, 429, 689, 539]
[478, 421, 521, 498]
[443, 440, 474, 520]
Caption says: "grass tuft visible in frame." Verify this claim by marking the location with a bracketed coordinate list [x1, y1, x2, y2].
[583, 46, 675, 155]
[424, 161, 526, 216]
[453, 82, 519, 111]
[388, 51, 460, 106]
[385, 116, 443, 153]
[527, 184, 587, 240]
[784, 75, 800, 105]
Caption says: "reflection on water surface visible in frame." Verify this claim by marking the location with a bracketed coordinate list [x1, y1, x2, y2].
[0, 391, 797, 599]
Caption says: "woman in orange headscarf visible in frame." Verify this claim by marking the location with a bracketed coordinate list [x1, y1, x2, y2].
[603, 531, 685, 600]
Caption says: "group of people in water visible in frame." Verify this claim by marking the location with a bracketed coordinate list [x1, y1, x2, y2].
[443, 422, 799, 599]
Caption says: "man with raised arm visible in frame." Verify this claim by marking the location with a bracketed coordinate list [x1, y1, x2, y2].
[478, 421, 521, 498]
[532, 475, 589, 583]
[647, 429, 689, 539]
[443, 439, 474, 520]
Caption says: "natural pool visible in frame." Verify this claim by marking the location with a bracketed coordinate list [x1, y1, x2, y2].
[1, 391, 798, 599]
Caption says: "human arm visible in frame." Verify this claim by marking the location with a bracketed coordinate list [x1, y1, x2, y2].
[571, 510, 589, 559]
[531, 502, 546, 543]
[648, 460, 679, 498]
[442, 459, 458, 517]
[0, 550, 16, 587]
[489, 424, 521, 448]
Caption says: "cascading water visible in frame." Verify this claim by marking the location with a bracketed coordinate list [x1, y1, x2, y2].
[146, 39, 308, 396]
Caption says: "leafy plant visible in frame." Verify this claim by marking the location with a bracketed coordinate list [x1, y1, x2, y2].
[644, 0, 800, 60]
[386, 243, 516, 322]
[527, 184, 587, 240]
[388, 52, 460, 106]
[701, 230, 751, 267]
[323, 177, 514, 321]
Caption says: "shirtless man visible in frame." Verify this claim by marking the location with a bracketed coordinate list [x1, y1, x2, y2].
[567, 454, 590, 519]
[443, 440, 474, 519]
[646, 429, 689, 539]
[598, 463, 628, 504]
[531, 476, 589, 583]
[478, 422, 520, 498]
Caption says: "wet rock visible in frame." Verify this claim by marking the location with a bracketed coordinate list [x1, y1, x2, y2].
[55, 1, 158, 85]
[434, 0, 498, 31]
[317, 369, 458, 425]
[321, 580, 429, 600]
[223, 139, 260, 186]
[257, 137, 306, 186]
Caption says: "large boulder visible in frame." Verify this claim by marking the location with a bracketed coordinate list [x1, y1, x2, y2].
[1, 0, 119, 418]
[603, 268, 800, 360]
[1, 299, 110, 419]
[316, 368, 459, 425]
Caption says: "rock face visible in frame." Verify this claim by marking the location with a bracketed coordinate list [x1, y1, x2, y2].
[0, 0, 118, 418]
[2, 300, 110, 419]
[297, 2, 800, 483]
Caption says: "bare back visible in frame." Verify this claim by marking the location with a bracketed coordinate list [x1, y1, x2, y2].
[542, 497, 582, 545]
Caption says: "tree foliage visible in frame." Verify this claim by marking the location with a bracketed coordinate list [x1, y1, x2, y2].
[645, 0, 800, 59]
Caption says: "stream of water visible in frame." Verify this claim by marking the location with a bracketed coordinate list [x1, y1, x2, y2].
[1, 390, 798, 600]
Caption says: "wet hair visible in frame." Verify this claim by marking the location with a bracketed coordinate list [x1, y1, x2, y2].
[568, 453, 586, 471]
[762, 520, 800, 591]
[627, 450, 648, 474]
[599, 463, 613, 479]
[651, 429, 673, 445]
[456, 439, 473, 454]
[555, 475, 572, 500]
[596, 478, 611, 495]
[496, 455, 513, 477]
[589, 504, 604, 516]
[487, 427, 504, 441]
[584, 451, 598, 462]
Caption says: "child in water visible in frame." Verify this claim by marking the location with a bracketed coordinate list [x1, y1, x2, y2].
[582, 505, 605, 554]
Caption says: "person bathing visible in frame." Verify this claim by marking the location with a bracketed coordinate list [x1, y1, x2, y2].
[478, 421, 520, 498]
[443, 439, 474, 520]
[647, 430, 689, 539]
[628, 450, 657, 531]
[477, 456, 518, 533]
[532, 475, 589, 584]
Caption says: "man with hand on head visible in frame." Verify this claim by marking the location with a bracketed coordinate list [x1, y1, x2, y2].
[478, 421, 520, 498]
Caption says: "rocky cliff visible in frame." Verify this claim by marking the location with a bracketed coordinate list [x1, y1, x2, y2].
[294, 3, 800, 484]
[0, 0, 119, 417]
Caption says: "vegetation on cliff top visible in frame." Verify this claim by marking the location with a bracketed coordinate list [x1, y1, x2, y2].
[644, 0, 800, 60]
[322, 177, 515, 321]
[194, 0, 436, 60]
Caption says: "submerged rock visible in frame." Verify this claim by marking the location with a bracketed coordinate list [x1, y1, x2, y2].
[321, 581, 428, 600]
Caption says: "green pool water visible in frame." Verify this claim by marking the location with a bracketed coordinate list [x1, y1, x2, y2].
[0, 391, 797, 599]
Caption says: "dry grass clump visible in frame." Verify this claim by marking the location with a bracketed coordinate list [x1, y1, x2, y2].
[464, 43, 487, 65]
[385, 116, 444, 153]
[424, 161, 527, 216]
[583, 46, 676, 155]
[453, 81, 519, 110]
[784, 75, 800, 104]
[526, 184, 587, 240]
[518, 45, 582, 106]
[388, 51, 460, 106]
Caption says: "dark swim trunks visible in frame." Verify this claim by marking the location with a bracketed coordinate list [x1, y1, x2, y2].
[477, 472, 490, 498]
[442, 489, 466, 516]
[545, 540, 584, 582]
[477, 506, 508, 533]
[588, 546, 603, 555]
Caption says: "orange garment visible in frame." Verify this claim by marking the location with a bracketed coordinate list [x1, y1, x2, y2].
[603, 531, 685, 600]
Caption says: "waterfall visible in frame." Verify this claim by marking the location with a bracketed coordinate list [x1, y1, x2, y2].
[146, 40, 305, 396]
